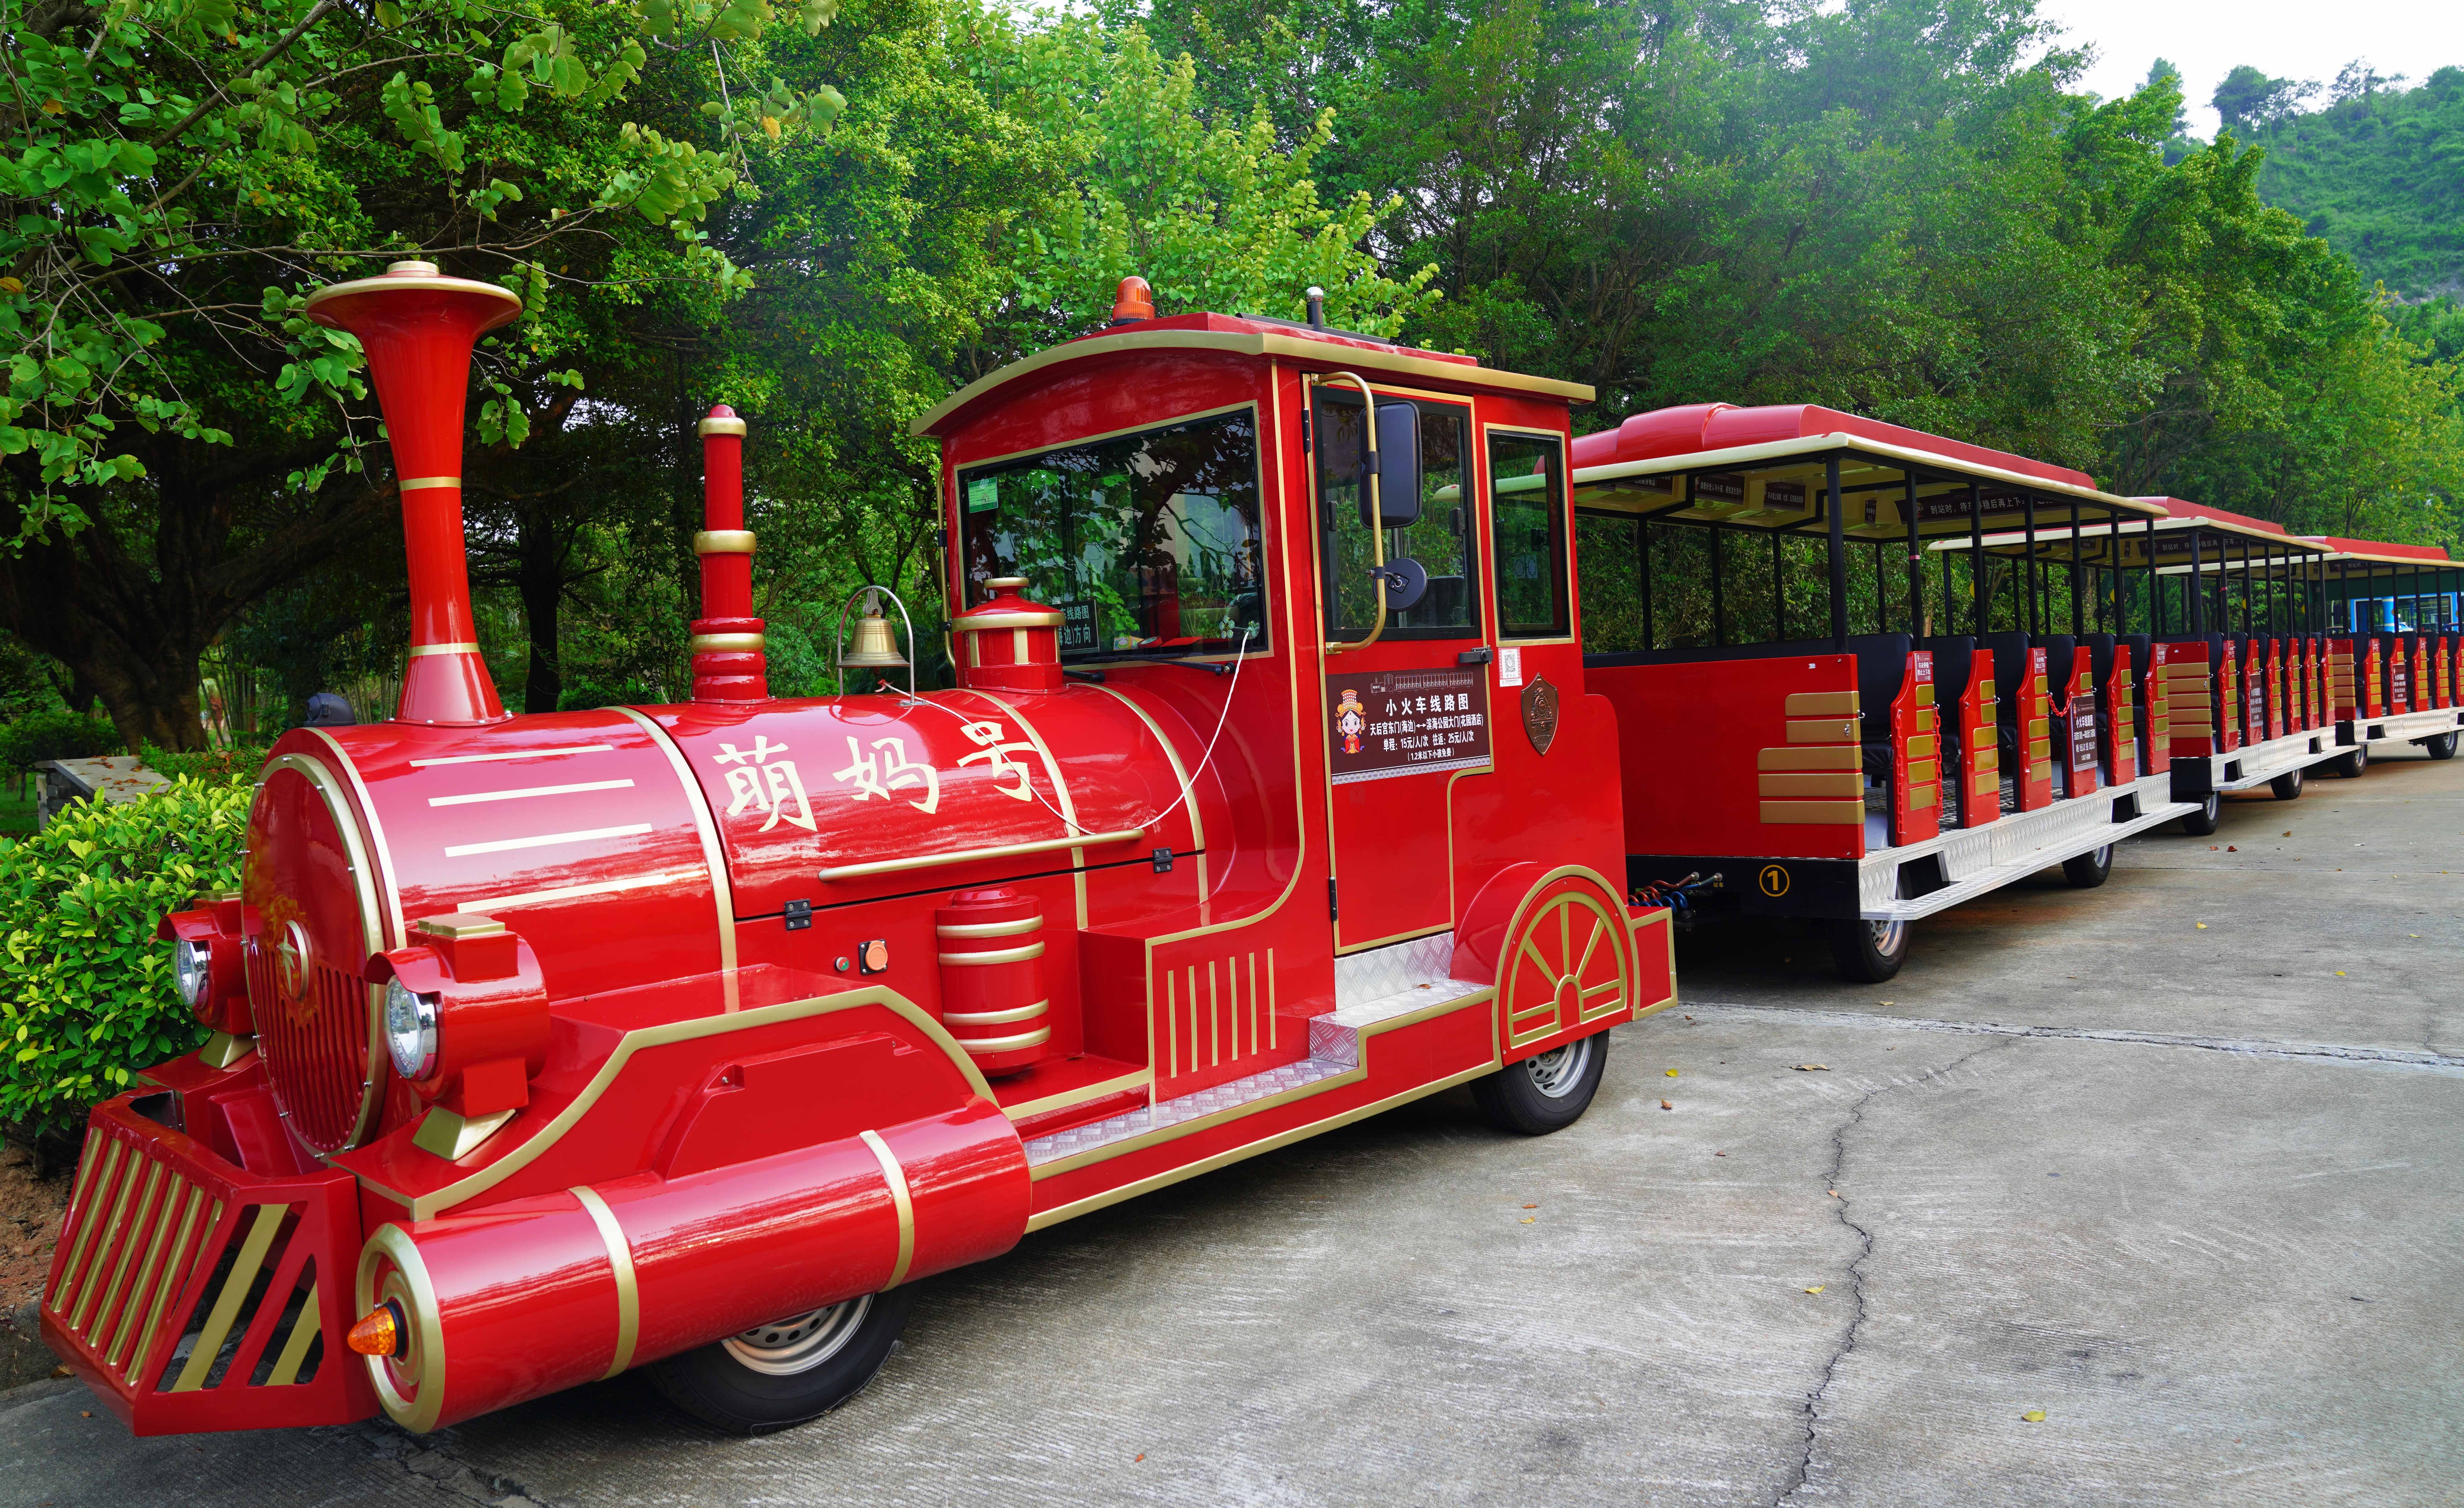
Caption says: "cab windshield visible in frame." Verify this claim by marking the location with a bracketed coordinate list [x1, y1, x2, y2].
[958, 409, 1268, 659]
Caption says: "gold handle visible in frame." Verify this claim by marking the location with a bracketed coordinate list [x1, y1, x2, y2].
[1316, 371, 1389, 655]
[818, 827, 1146, 883]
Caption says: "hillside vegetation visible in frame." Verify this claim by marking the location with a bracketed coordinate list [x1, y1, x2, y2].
[2232, 66, 2464, 298]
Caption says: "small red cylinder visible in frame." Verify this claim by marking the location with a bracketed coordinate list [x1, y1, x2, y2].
[933, 888, 1052, 1075]
[951, 578, 1064, 696]
[692, 405, 767, 701]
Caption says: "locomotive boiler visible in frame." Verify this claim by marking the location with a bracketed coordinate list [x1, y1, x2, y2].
[45, 263, 1673, 1437]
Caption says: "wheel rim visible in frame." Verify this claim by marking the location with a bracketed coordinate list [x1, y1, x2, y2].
[2205, 793, 2221, 818]
[1869, 919, 1906, 957]
[721, 1295, 873, 1377]
[2093, 845, 2112, 865]
[1522, 1034, 1594, 1099]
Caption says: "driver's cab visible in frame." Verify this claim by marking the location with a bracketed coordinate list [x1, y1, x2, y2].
[912, 279, 1643, 1081]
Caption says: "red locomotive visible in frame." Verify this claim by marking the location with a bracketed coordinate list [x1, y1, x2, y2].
[45, 266, 1673, 1436]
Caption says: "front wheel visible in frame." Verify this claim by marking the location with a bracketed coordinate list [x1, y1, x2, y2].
[2333, 743, 2369, 779]
[1828, 917, 1908, 983]
[2178, 790, 2222, 836]
[2426, 732, 2458, 761]
[649, 1286, 916, 1436]
[1472, 1030, 1608, 1135]
[2062, 843, 2114, 888]
[2270, 767, 2304, 800]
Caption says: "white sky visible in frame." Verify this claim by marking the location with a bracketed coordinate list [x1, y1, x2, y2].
[2034, 0, 2464, 134]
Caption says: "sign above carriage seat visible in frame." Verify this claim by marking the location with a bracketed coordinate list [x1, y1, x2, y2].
[1327, 667, 1492, 785]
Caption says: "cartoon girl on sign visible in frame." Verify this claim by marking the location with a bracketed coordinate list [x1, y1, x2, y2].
[1336, 689, 1367, 756]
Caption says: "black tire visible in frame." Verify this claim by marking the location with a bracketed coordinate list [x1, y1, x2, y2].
[1472, 1030, 1608, 1135]
[2178, 790, 2222, 837]
[2270, 767, 2304, 800]
[2426, 732, 2458, 761]
[2062, 843, 2114, 888]
[1827, 917, 1908, 983]
[649, 1285, 916, 1436]
[2333, 743, 2368, 779]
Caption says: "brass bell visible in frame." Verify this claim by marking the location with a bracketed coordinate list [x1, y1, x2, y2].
[839, 589, 910, 670]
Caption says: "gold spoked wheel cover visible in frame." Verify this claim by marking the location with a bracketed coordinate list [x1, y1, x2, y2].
[1500, 878, 1631, 1051]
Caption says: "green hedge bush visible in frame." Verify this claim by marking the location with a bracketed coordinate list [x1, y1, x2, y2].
[0, 708, 121, 771]
[0, 777, 250, 1140]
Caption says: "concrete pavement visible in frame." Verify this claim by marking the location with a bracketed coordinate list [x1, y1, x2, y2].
[4, 749, 2459, 1507]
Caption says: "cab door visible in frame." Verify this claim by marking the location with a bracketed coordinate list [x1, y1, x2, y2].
[1312, 385, 1494, 951]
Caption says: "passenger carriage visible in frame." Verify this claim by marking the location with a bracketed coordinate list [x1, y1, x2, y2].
[1566, 404, 2201, 982]
[2307, 538, 2464, 772]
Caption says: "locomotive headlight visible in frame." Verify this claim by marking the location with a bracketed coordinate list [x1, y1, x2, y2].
[384, 977, 440, 1080]
[173, 937, 211, 1011]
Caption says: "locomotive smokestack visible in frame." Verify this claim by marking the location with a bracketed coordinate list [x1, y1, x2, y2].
[690, 405, 767, 701]
[305, 260, 522, 725]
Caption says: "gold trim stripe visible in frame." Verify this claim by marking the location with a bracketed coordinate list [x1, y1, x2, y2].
[50, 1138, 120, 1320]
[943, 1000, 1049, 1027]
[953, 610, 1064, 632]
[396, 476, 461, 492]
[613, 709, 738, 985]
[406, 642, 481, 657]
[858, 1131, 916, 1288]
[937, 941, 1046, 966]
[572, 1186, 639, 1379]
[698, 414, 747, 437]
[71, 1156, 154, 1332]
[936, 915, 1042, 940]
[126, 1184, 206, 1383]
[959, 1025, 1053, 1056]
[172, 1203, 289, 1392]
[689, 633, 765, 654]
[265, 1280, 324, 1387]
[693, 530, 756, 555]
[999, 1068, 1152, 1122]
[1783, 690, 1861, 716]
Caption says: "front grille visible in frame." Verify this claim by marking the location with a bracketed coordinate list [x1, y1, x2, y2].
[44, 1094, 371, 1432]
[249, 950, 376, 1152]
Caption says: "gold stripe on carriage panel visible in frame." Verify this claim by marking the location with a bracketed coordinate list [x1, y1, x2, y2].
[1909, 760, 1939, 785]
[1760, 799, 1864, 825]
[1974, 747, 2000, 772]
[1914, 707, 1938, 732]
[1784, 691, 1861, 716]
[1907, 735, 1938, 759]
[1977, 679, 1995, 701]
[265, 1280, 325, 1388]
[1915, 681, 1936, 705]
[1757, 747, 1860, 770]
[1757, 773, 1861, 798]
[1787, 718, 1862, 743]
[170, 1203, 290, 1393]
[1909, 786, 1939, 811]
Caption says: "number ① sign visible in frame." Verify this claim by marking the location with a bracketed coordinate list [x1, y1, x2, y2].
[1758, 865, 1790, 898]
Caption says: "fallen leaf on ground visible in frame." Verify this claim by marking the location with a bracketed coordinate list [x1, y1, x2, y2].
[1828, 1189, 1840, 1198]
[2335, 971, 2347, 976]
[1804, 1285, 1825, 1294]
[1523, 1203, 1538, 1209]
[1135, 1454, 1146, 1463]
[1520, 1217, 1535, 1224]
[1714, 1151, 1727, 1156]
[2227, 845, 2237, 851]
[2021, 1410, 2046, 1423]
[1665, 1068, 1680, 1077]
[2196, 922, 2208, 929]
[1795, 1064, 1829, 1072]
[1659, 1099, 1674, 1110]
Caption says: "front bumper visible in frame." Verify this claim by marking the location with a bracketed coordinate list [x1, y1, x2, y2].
[41, 1084, 375, 1434]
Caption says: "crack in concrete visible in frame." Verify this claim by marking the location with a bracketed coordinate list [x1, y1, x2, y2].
[330, 1416, 554, 1508]
[1684, 1002, 2464, 1074]
[1769, 1040, 2013, 1508]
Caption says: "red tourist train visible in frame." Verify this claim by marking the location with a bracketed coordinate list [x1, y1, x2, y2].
[44, 266, 1670, 1437]
[41, 264, 2462, 1440]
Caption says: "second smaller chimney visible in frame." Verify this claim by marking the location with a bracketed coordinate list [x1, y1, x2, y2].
[690, 405, 767, 702]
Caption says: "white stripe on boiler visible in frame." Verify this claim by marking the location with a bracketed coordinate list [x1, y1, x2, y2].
[443, 823, 653, 858]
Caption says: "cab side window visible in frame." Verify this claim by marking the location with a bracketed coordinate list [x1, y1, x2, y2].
[1315, 394, 1479, 638]
[1488, 431, 1569, 638]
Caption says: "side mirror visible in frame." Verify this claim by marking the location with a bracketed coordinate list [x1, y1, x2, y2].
[1359, 401, 1423, 529]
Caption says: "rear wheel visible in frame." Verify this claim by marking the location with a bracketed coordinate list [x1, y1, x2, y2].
[2333, 743, 2369, 779]
[1827, 918, 1908, 983]
[649, 1286, 916, 1436]
[1472, 1030, 1608, 1135]
[2061, 843, 2114, 888]
[2425, 732, 2458, 761]
[2270, 767, 2304, 800]
[2178, 790, 2222, 837]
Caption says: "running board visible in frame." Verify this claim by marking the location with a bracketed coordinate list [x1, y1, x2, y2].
[1021, 939, 1491, 1169]
[1858, 773, 2198, 922]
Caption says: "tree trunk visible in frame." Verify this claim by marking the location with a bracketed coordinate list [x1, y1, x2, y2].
[516, 502, 566, 714]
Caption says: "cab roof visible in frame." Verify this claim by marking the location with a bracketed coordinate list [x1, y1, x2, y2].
[909, 312, 1595, 439]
